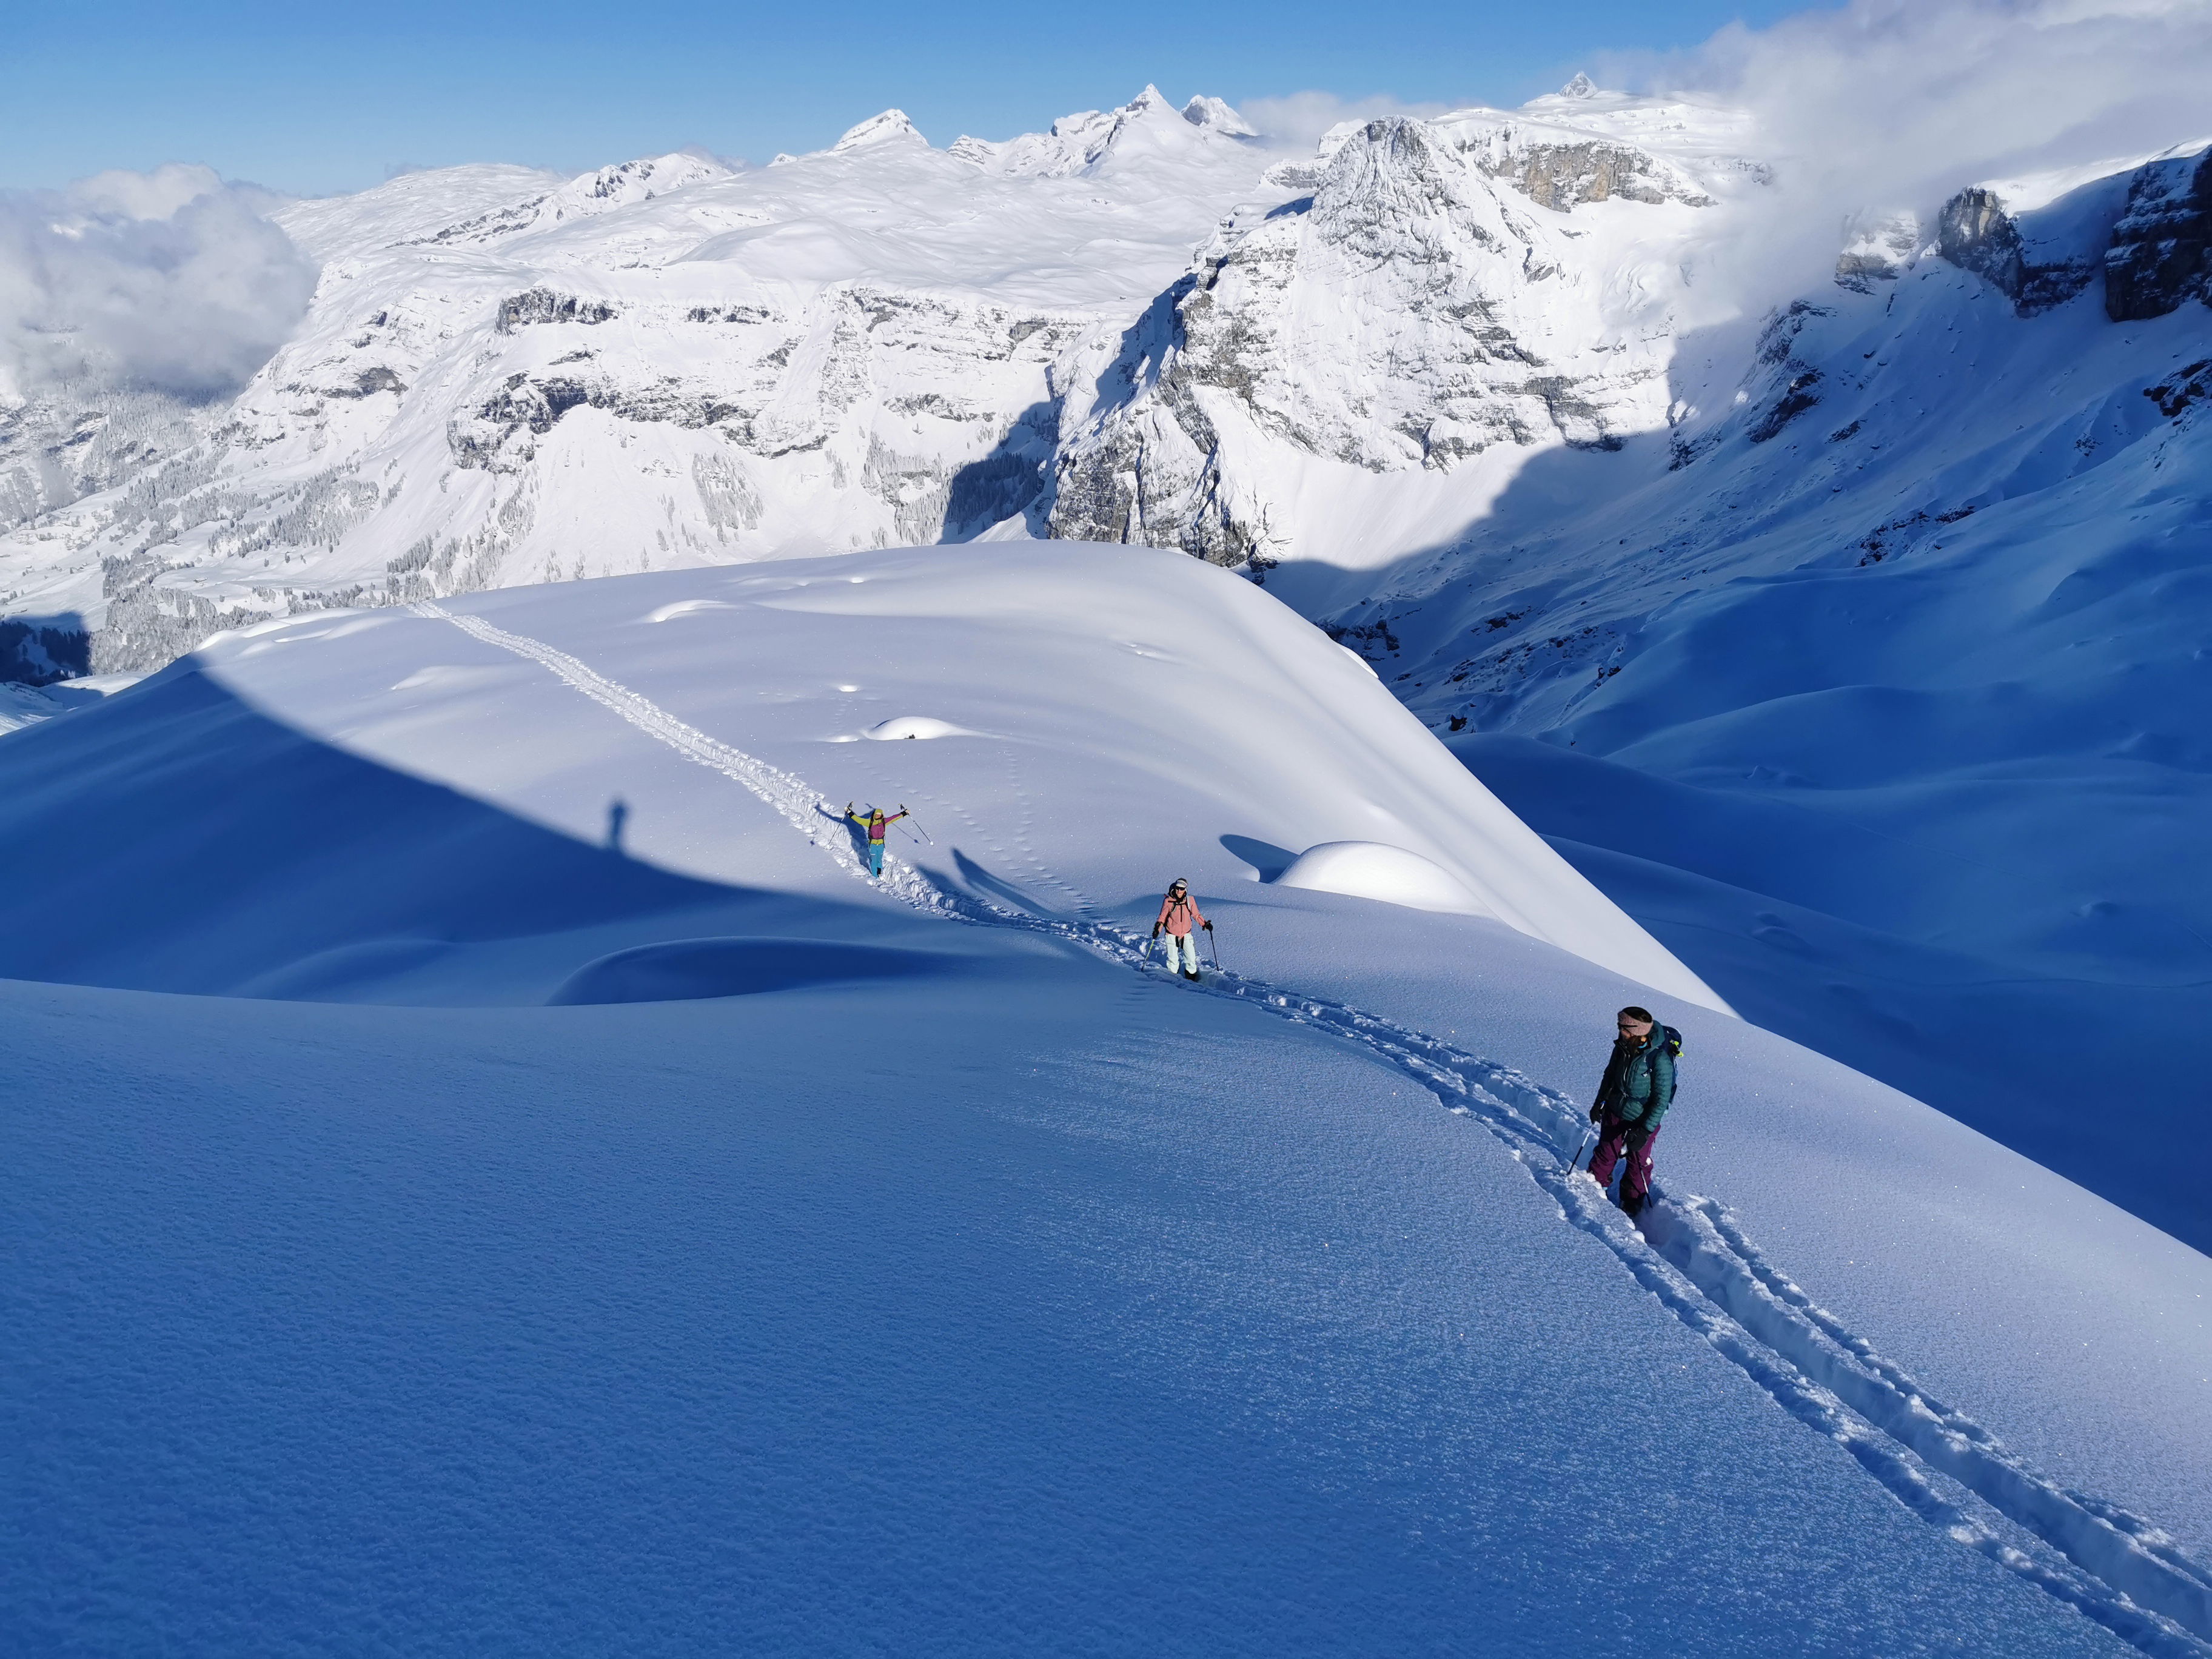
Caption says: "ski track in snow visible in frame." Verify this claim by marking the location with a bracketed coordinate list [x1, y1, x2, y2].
[415, 599, 2212, 1658]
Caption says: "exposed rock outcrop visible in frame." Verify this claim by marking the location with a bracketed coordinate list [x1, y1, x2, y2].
[1936, 187, 2101, 315]
[1939, 187, 2025, 297]
[495, 289, 617, 332]
[1835, 213, 1920, 292]
[2103, 147, 2212, 321]
[1472, 137, 1713, 212]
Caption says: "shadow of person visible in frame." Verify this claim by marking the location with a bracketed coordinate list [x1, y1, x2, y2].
[951, 846, 1051, 915]
[818, 802, 873, 862]
[606, 797, 629, 853]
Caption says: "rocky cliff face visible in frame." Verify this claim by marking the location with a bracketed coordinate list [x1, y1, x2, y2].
[2104, 145, 2212, 321]
[1049, 96, 1755, 570]
[1934, 186, 2105, 316]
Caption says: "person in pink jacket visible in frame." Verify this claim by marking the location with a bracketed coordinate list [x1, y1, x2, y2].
[1151, 879, 1212, 982]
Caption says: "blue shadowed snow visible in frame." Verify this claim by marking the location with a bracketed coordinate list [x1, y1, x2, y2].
[1450, 731, 2210, 1251]
[0, 971, 2137, 1657]
[1, 547, 2204, 1654]
[547, 935, 954, 1003]
[1338, 247, 2212, 1253]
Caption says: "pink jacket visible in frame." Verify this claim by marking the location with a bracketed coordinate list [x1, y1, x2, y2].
[1155, 891, 1207, 936]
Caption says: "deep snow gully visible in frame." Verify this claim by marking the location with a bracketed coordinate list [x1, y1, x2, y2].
[414, 600, 2212, 1657]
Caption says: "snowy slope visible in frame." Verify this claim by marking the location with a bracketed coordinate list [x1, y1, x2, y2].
[1310, 155, 2212, 1249]
[4, 545, 2210, 1655]
[0, 543, 1713, 1007]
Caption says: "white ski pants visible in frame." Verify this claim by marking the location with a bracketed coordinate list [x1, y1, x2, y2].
[1161, 932, 1201, 973]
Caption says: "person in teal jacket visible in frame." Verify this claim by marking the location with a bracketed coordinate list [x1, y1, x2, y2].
[845, 802, 909, 878]
[1585, 1005, 1675, 1218]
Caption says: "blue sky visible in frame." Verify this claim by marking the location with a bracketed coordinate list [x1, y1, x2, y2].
[4, 0, 1808, 196]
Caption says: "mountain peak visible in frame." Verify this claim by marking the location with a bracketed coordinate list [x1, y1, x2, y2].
[1182, 95, 1259, 137]
[833, 110, 925, 153]
[1560, 72, 1598, 98]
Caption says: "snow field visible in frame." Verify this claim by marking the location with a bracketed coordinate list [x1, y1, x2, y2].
[371, 555, 2212, 1637]
[384, 551, 2212, 1643]
[1, 971, 2140, 1657]
[4, 543, 2208, 1653]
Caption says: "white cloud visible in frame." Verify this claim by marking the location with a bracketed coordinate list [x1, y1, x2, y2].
[1236, 92, 1458, 154]
[1600, 0, 2212, 310]
[0, 167, 318, 403]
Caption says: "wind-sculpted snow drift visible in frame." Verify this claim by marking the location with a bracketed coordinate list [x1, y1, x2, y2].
[3, 546, 2209, 1654]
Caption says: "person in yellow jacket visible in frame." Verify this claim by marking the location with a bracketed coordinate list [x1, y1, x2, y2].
[845, 802, 909, 878]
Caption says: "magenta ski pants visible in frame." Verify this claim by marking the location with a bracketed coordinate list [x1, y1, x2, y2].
[1161, 932, 1201, 973]
[1587, 1114, 1660, 1207]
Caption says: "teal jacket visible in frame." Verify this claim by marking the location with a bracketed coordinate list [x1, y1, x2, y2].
[1597, 1030, 1676, 1130]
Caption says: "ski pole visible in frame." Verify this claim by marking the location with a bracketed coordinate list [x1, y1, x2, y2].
[903, 810, 933, 845]
[1565, 1126, 1594, 1173]
[1206, 927, 1219, 968]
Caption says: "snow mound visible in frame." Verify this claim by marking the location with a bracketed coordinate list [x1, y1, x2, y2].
[863, 715, 975, 740]
[644, 600, 738, 624]
[548, 937, 950, 1005]
[1274, 840, 1492, 916]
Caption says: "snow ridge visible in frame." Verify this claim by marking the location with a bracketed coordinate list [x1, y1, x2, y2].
[414, 598, 2212, 1658]
[411, 602, 952, 913]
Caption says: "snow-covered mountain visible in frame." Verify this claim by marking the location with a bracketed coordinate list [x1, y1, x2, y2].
[2, 82, 2209, 1248]
[0, 89, 1279, 669]
[1050, 84, 1765, 565]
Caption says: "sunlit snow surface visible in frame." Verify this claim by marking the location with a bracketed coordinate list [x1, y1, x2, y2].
[3, 545, 2208, 1655]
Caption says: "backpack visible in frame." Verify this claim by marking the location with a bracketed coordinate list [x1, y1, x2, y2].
[1661, 1025, 1683, 1061]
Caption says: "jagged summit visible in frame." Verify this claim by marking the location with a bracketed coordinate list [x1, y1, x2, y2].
[833, 109, 925, 152]
[1560, 72, 1598, 98]
[950, 85, 1254, 178]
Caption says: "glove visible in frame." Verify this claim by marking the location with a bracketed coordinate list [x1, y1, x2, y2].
[1202, 920, 1213, 931]
[1150, 927, 1160, 939]
[1589, 1105, 1604, 1124]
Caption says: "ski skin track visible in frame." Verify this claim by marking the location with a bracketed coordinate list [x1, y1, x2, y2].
[413, 599, 2212, 1657]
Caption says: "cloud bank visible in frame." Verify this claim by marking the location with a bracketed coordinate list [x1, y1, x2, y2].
[0, 165, 318, 403]
[1236, 92, 1457, 155]
[1606, 0, 2212, 313]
